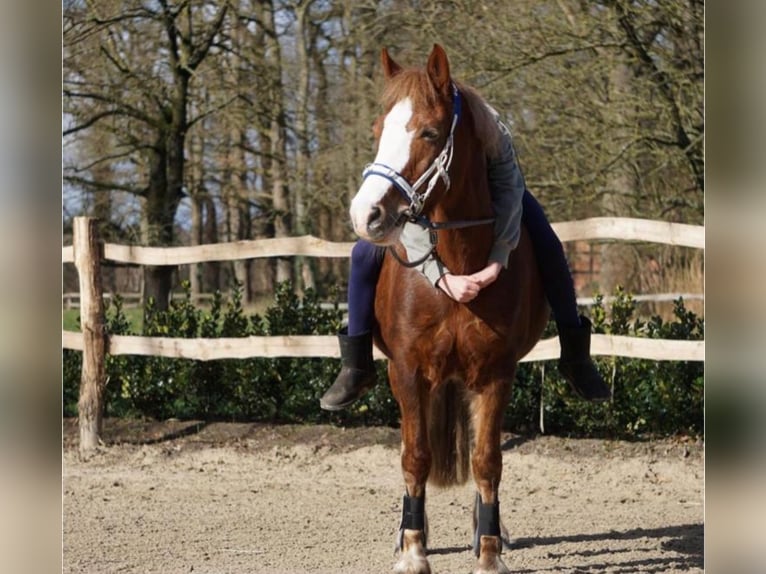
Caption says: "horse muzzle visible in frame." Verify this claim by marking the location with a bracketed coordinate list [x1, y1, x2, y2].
[350, 194, 406, 245]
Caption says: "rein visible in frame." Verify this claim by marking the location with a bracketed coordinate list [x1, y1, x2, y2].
[362, 83, 495, 269]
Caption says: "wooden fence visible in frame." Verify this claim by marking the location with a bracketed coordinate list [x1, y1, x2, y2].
[62, 216, 704, 454]
[62, 291, 704, 310]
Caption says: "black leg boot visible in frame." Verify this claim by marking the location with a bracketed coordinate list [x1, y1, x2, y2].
[557, 316, 611, 401]
[320, 329, 377, 411]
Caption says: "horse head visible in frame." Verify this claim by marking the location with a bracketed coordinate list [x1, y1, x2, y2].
[349, 44, 459, 245]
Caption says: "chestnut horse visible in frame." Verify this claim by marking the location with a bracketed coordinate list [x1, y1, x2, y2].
[349, 45, 548, 574]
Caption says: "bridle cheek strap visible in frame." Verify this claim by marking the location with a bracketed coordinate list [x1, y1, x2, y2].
[362, 136, 453, 218]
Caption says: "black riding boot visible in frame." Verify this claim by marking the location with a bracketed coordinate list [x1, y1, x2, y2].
[558, 316, 611, 401]
[320, 329, 377, 411]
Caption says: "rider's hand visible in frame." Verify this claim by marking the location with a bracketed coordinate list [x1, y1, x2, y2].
[437, 262, 503, 303]
[437, 273, 482, 303]
[469, 261, 503, 289]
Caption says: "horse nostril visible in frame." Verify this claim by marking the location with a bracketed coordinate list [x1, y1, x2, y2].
[367, 206, 383, 229]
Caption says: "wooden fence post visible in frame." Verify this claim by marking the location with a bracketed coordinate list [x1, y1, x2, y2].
[73, 217, 107, 456]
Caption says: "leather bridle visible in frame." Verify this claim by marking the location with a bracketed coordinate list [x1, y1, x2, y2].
[361, 83, 495, 268]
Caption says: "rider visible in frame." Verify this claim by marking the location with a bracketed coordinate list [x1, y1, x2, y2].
[320, 106, 610, 410]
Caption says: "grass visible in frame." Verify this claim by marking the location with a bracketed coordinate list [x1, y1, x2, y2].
[62, 293, 278, 334]
[62, 309, 80, 331]
[62, 307, 144, 333]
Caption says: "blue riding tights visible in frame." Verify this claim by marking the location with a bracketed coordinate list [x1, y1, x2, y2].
[347, 190, 580, 336]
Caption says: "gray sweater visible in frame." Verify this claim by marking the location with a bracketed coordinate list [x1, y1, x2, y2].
[401, 114, 526, 285]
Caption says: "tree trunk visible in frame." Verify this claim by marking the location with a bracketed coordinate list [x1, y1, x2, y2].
[142, 131, 177, 313]
[599, 60, 639, 294]
[91, 163, 115, 294]
[294, 0, 316, 291]
[202, 194, 220, 292]
[188, 131, 205, 299]
[225, 129, 253, 303]
[262, 0, 293, 286]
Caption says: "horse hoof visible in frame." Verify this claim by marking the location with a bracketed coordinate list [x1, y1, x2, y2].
[394, 529, 430, 574]
[474, 557, 511, 574]
[474, 535, 511, 574]
[393, 555, 431, 574]
[473, 563, 510, 574]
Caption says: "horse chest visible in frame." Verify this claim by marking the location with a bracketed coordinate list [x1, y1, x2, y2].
[416, 308, 510, 386]
[376, 261, 519, 386]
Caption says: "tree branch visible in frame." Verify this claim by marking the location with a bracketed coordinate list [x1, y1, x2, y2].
[69, 146, 150, 173]
[188, 95, 246, 128]
[478, 41, 626, 86]
[63, 90, 162, 129]
[608, 0, 703, 191]
[188, 3, 229, 70]
[64, 110, 122, 137]
[64, 175, 146, 196]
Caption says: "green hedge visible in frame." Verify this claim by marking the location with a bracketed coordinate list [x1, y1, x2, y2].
[63, 282, 399, 427]
[63, 283, 703, 438]
[506, 288, 704, 438]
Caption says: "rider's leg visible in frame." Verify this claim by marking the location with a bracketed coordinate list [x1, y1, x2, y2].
[521, 191, 580, 328]
[347, 240, 385, 336]
[522, 190, 610, 401]
[320, 240, 385, 411]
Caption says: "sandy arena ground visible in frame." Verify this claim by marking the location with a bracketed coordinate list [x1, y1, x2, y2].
[63, 419, 703, 574]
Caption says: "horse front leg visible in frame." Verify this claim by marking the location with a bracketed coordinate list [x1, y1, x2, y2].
[391, 365, 431, 574]
[470, 375, 513, 574]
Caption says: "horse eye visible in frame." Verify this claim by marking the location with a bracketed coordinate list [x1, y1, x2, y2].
[420, 128, 439, 141]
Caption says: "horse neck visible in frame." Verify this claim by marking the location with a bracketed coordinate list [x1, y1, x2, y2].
[430, 127, 495, 276]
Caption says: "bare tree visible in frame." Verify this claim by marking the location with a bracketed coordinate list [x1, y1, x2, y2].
[64, 0, 229, 312]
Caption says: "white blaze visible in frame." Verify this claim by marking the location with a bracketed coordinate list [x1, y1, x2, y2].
[350, 98, 415, 235]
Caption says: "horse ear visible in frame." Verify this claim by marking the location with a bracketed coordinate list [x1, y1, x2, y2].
[381, 48, 402, 79]
[426, 44, 451, 95]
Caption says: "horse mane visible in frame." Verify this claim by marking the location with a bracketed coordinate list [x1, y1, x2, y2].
[381, 69, 502, 158]
[454, 81, 503, 159]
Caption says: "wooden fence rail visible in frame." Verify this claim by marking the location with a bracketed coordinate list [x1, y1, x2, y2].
[62, 331, 704, 363]
[62, 291, 705, 310]
[60, 217, 704, 265]
[62, 216, 704, 454]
